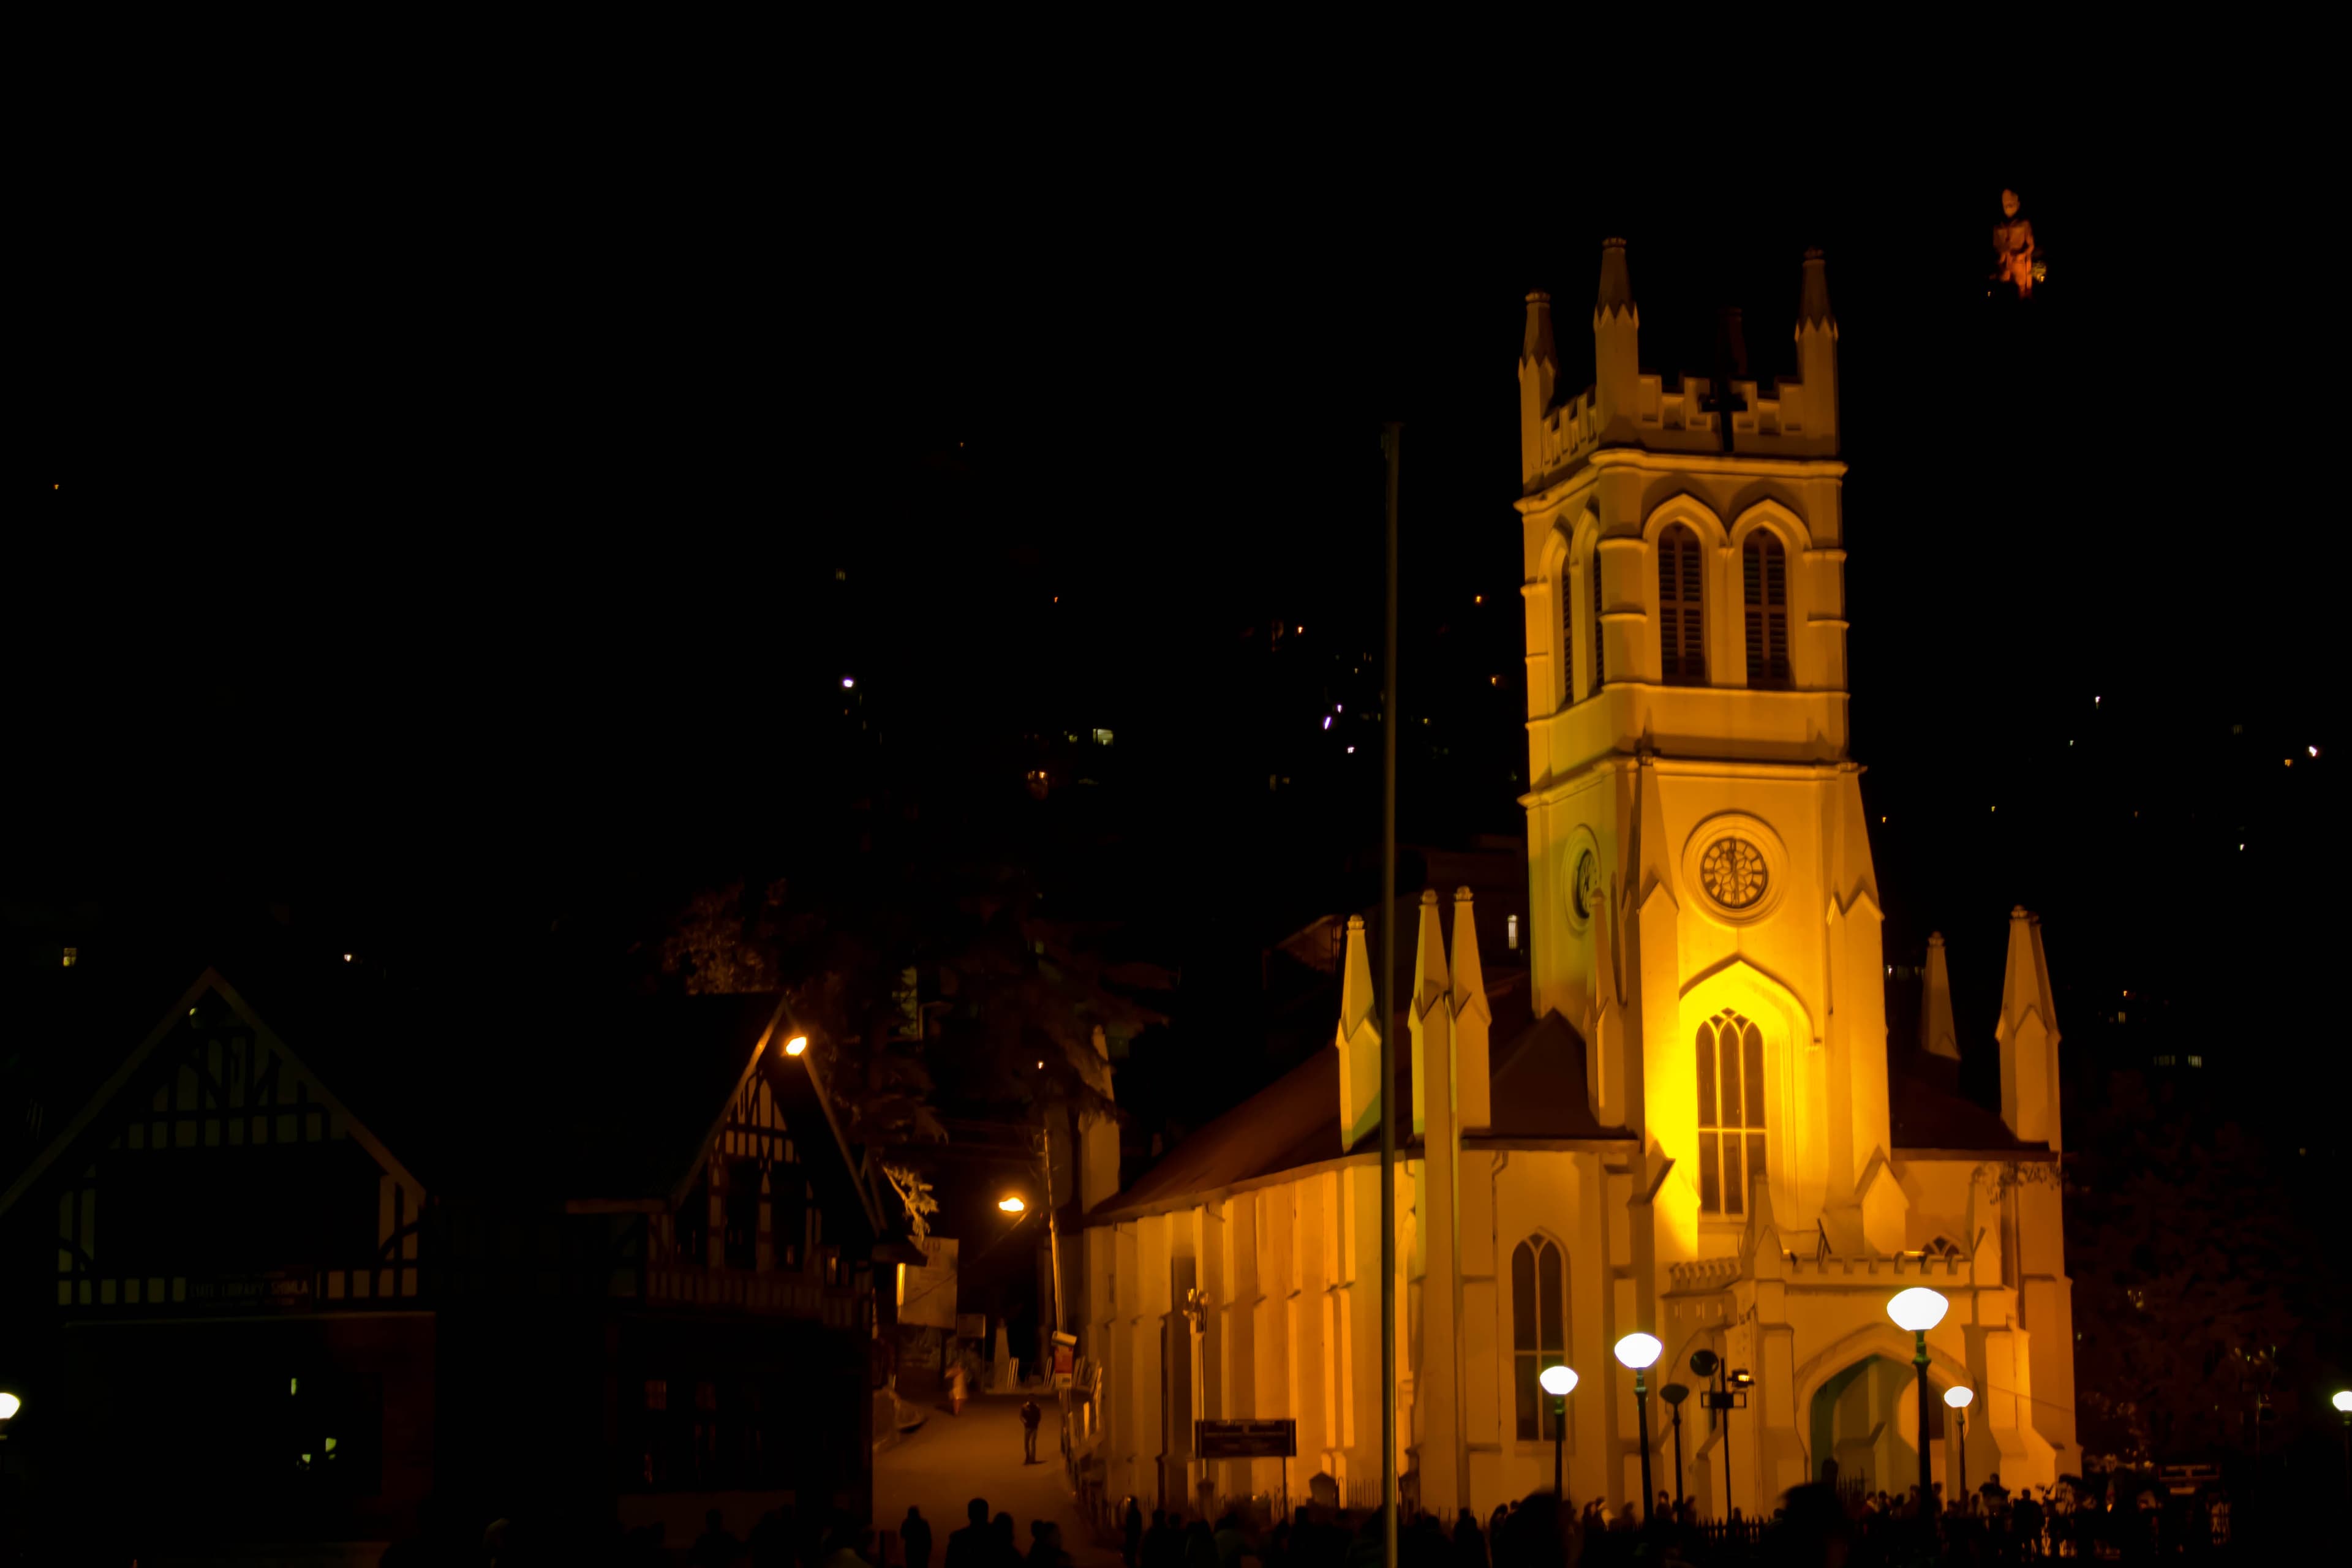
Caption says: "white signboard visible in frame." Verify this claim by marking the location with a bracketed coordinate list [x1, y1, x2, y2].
[898, 1236, 959, 1329]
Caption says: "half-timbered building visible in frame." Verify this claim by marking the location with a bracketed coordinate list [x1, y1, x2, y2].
[0, 951, 892, 1559]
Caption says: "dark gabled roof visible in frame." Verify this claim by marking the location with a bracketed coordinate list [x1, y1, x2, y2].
[1484, 1009, 1624, 1140]
[1093, 1046, 1346, 1223]
[2, 940, 876, 1240]
[0, 956, 213, 1197]
[1091, 987, 1626, 1225]
[1890, 1068, 2040, 1154]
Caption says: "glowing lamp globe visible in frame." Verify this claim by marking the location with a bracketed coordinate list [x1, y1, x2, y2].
[2334, 1390, 2352, 1414]
[1943, 1385, 1975, 1411]
[1539, 1364, 1578, 1397]
[1613, 1333, 1664, 1371]
[0, 1390, 20, 1420]
[998, 1196, 1026, 1213]
[783, 1035, 809, 1057]
[1887, 1287, 1950, 1333]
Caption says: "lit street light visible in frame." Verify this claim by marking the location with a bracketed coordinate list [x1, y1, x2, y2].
[1944, 1385, 1975, 1507]
[1887, 1288, 1949, 1518]
[998, 1196, 1027, 1214]
[1615, 1333, 1663, 1526]
[0, 1390, 20, 1422]
[783, 1035, 809, 1057]
[1539, 1363, 1577, 1496]
[2335, 1390, 2351, 1493]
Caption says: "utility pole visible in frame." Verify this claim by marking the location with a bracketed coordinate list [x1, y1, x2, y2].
[1378, 423, 1401, 1568]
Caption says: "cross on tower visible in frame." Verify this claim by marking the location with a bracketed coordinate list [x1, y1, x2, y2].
[1697, 368, 1744, 454]
[1697, 378, 1741, 453]
[1699, 306, 1748, 454]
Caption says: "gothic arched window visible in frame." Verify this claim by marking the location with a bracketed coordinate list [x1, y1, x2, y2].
[1742, 533, 1790, 688]
[1588, 551, 1607, 698]
[1695, 1009, 1766, 1216]
[1511, 1237, 1568, 1441]
[1559, 555, 1576, 707]
[1658, 524, 1705, 684]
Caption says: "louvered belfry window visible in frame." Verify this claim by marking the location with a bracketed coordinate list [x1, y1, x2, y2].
[1743, 533, 1790, 688]
[1588, 551, 1607, 697]
[1658, 524, 1705, 684]
[1560, 559, 1577, 706]
[1696, 1009, 1767, 1215]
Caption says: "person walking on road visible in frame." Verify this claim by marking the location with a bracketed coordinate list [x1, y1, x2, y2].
[1020, 1398, 1044, 1464]
[904, 1508, 934, 1568]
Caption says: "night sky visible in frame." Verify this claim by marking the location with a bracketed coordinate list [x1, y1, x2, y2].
[23, 118, 2343, 1153]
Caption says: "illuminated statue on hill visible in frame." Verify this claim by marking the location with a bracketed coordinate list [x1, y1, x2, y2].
[1992, 189, 2040, 299]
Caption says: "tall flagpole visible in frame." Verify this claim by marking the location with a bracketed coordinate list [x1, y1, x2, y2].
[1378, 422, 1401, 1568]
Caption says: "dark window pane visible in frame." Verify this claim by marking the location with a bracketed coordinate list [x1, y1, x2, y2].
[1698, 1134, 1721, 1214]
[1723, 1134, 1744, 1215]
[1514, 1354, 1538, 1441]
[1512, 1242, 1536, 1351]
[1695, 1025, 1717, 1129]
[1743, 1023, 1766, 1129]
[1590, 552, 1606, 694]
[1720, 1020, 1743, 1130]
[1748, 1133, 1768, 1211]
[1538, 1243, 1565, 1358]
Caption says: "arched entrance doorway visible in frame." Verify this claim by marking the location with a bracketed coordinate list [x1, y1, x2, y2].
[1809, 1355, 1945, 1501]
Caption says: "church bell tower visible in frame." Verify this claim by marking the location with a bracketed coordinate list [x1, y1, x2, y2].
[1514, 243, 1890, 1265]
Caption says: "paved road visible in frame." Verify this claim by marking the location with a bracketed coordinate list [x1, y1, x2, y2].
[873, 1393, 1120, 1568]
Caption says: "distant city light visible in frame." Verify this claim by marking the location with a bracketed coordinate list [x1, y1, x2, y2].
[1092, 728, 1114, 745]
[1474, 595, 1485, 606]
[1506, 914, 1520, 951]
[842, 677, 856, 689]
[1335, 703, 1342, 713]
[1322, 717, 1332, 730]
[1346, 746, 1355, 755]
[342, 953, 353, 963]
[2310, 745, 2321, 758]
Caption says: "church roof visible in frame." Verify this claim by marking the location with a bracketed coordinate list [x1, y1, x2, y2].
[1091, 1045, 1349, 1223]
[1484, 1009, 1619, 1139]
[1890, 1068, 2043, 1155]
[1088, 986, 1629, 1226]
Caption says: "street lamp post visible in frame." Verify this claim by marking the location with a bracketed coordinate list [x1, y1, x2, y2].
[2334, 1390, 2351, 1496]
[1615, 1333, 1664, 1528]
[1540, 1365, 1578, 1498]
[1887, 1288, 1950, 1523]
[1944, 1385, 1975, 1510]
[1660, 1384, 1689, 1512]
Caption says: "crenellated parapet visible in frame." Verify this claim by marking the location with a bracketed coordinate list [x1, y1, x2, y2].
[1520, 243, 1841, 492]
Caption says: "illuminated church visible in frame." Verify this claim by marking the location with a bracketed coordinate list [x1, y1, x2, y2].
[1074, 241, 2075, 1521]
